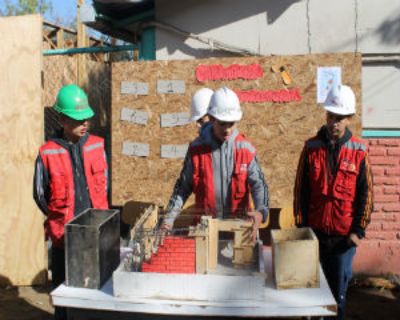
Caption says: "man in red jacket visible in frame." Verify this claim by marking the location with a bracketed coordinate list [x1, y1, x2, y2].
[162, 87, 269, 238]
[294, 85, 373, 320]
[33, 84, 108, 320]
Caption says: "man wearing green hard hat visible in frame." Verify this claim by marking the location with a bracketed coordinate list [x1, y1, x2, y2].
[33, 84, 109, 320]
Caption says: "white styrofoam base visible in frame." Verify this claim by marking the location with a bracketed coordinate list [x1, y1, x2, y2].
[113, 241, 265, 301]
[113, 271, 265, 301]
[51, 248, 337, 317]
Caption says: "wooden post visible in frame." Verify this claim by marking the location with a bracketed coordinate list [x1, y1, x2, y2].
[278, 207, 295, 229]
[195, 235, 208, 274]
[56, 28, 64, 48]
[77, 0, 86, 87]
[207, 218, 218, 270]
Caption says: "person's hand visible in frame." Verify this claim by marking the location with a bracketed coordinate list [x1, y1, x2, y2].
[155, 222, 173, 248]
[347, 233, 362, 247]
[160, 222, 173, 231]
[246, 211, 263, 241]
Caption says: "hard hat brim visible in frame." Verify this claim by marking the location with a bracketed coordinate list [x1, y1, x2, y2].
[324, 105, 355, 116]
[190, 113, 207, 122]
[190, 115, 200, 122]
[209, 111, 242, 122]
[56, 106, 95, 120]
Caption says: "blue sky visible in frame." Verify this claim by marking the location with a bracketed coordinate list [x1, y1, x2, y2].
[45, 0, 82, 25]
[0, 1, 93, 26]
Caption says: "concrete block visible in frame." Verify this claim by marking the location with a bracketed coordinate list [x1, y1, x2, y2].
[271, 227, 319, 289]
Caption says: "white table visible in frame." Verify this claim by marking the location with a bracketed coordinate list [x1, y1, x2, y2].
[52, 247, 336, 319]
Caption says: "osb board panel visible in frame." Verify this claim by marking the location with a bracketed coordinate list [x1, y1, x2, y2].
[0, 15, 46, 286]
[43, 56, 111, 145]
[111, 53, 362, 208]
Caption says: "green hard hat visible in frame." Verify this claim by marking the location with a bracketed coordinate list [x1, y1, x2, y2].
[54, 84, 94, 120]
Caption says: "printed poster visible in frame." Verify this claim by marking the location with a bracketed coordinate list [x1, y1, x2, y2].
[317, 67, 341, 103]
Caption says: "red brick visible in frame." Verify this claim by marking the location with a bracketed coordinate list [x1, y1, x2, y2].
[381, 222, 400, 231]
[369, 156, 399, 165]
[374, 176, 400, 185]
[374, 194, 399, 202]
[373, 186, 384, 195]
[354, 240, 400, 274]
[365, 231, 397, 240]
[385, 167, 400, 176]
[387, 148, 400, 156]
[377, 139, 400, 146]
[372, 212, 399, 222]
[371, 166, 385, 176]
[367, 139, 378, 146]
[367, 147, 386, 156]
[383, 203, 400, 212]
[157, 247, 167, 254]
[383, 186, 400, 194]
[181, 267, 195, 273]
[372, 203, 384, 212]
[365, 222, 382, 231]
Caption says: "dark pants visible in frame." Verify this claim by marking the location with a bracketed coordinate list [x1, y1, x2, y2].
[318, 235, 356, 320]
[51, 246, 67, 320]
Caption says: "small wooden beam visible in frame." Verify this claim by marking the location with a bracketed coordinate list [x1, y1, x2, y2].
[56, 29, 64, 48]
[43, 33, 57, 49]
[77, 0, 87, 86]
[218, 219, 252, 232]
[195, 235, 208, 274]
[279, 207, 295, 230]
[207, 218, 218, 270]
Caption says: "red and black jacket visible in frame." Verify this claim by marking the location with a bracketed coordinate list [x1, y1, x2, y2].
[294, 126, 373, 237]
[34, 133, 108, 247]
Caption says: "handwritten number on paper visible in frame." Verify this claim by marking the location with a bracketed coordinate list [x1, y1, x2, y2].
[167, 82, 174, 93]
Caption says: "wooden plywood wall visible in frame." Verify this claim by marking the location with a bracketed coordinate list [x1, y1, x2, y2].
[111, 53, 362, 208]
[0, 15, 46, 286]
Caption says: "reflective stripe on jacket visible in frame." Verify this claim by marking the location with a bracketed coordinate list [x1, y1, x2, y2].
[305, 136, 368, 235]
[39, 135, 108, 247]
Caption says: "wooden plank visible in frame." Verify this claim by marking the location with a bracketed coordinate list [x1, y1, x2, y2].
[278, 206, 295, 229]
[218, 219, 252, 232]
[195, 236, 208, 274]
[77, 0, 87, 86]
[0, 14, 46, 286]
[56, 28, 64, 48]
[207, 218, 218, 270]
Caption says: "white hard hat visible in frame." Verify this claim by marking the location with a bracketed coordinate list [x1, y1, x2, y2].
[324, 85, 356, 115]
[190, 88, 214, 122]
[208, 87, 242, 122]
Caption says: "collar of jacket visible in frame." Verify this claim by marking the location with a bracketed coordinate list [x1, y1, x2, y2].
[50, 131, 89, 149]
[317, 125, 352, 147]
[200, 122, 240, 149]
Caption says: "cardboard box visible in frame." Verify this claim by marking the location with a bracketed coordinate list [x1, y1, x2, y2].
[65, 208, 120, 289]
[271, 227, 319, 289]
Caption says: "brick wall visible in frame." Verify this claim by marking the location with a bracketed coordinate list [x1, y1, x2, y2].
[141, 236, 196, 273]
[353, 138, 400, 275]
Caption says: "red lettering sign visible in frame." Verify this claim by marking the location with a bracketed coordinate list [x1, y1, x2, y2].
[234, 88, 303, 103]
[196, 64, 264, 82]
